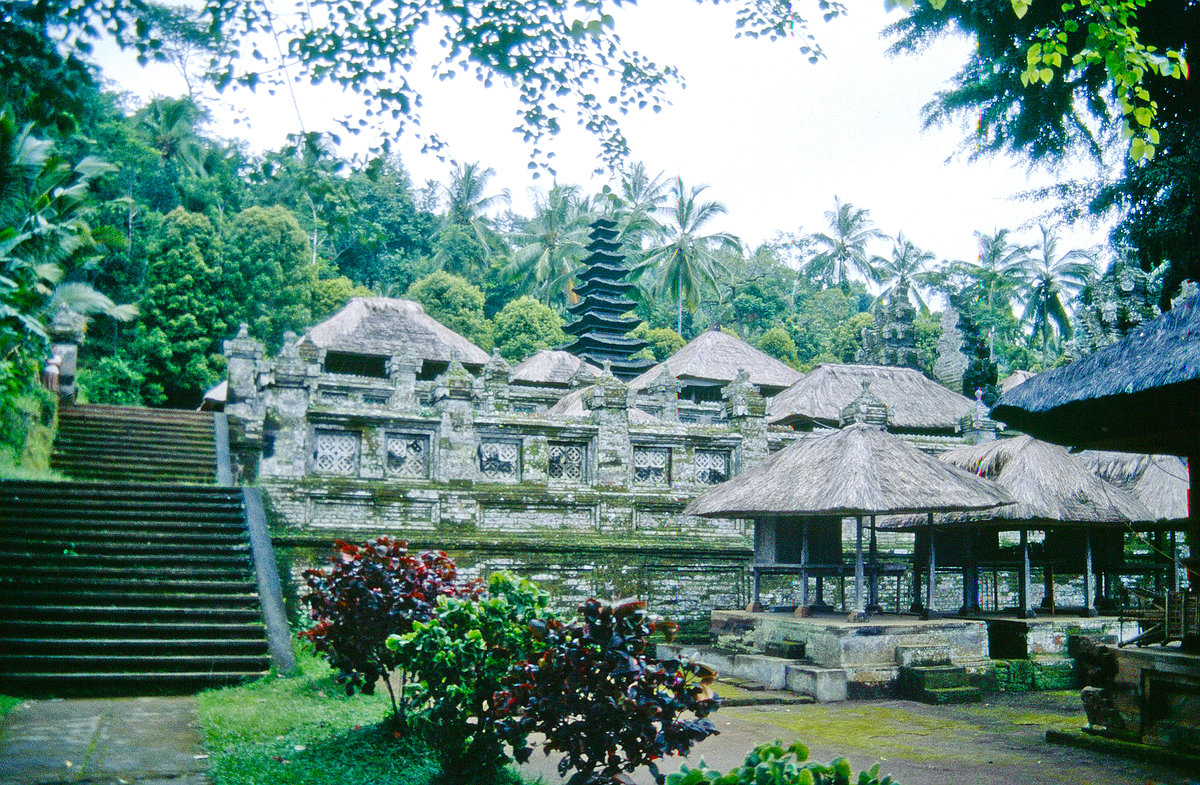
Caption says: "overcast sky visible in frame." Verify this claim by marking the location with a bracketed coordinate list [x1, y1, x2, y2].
[97, 0, 1115, 268]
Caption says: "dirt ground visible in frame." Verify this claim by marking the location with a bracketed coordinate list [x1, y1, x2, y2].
[520, 690, 1195, 785]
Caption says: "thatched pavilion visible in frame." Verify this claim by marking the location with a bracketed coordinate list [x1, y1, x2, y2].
[628, 327, 803, 402]
[992, 292, 1198, 647]
[509, 350, 600, 387]
[768, 363, 975, 436]
[685, 421, 1012, 620]
[992, 293, 1200, 745]
[298, 297, 490, 378]
[880, 436, 1154, 619]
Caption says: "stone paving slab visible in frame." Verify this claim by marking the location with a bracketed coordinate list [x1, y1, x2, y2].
[0, 697, 210, 785]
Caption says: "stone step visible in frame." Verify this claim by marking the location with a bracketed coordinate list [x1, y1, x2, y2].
[0, 604, 265, 623]
[3, 575, 258, 594]
[899, 664, 970, 692]
[0, 480, 238, 498]
[7, 590, 262, 609]
[0, 528, 248, 546]
[0, 563, 254, 582]
[0, 671, 266, 691]
[1, 539, 250, 558]
[0, 620, 268, 640]
[1, 550, 251, 569]
[1, 637, 270, 655]
[56, 408, 214, 427]
[916, 686, 983, 705]
[784, 662, 849, 703]
[0, 653, 271, 674]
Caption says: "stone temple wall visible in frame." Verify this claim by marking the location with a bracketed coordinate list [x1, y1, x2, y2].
[226, 331, 774, 629]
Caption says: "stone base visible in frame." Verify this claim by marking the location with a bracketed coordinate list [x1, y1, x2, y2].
[658, 643, 848, 703]
[974, 613, 1131, 659]
[709, 609, 992, 698]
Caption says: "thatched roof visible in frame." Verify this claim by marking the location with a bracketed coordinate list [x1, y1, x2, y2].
[510, 350, 601, 387]
[546, 386, 660, 424]
[768, 363, 976, 432]
[1077, 451, 1189, 523]
[685, 422, 1012, 519]
[880, 435, 1154, 531]
[628, 328, 802, 394]
[300, 297, 490, 366]
[1000, 370, 1036, 393]
[992, 292, 1200, 454]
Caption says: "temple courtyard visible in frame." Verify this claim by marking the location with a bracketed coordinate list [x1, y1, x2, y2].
[4, 689, 1187, 785]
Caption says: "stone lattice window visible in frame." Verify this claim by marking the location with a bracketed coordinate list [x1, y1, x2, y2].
[549, 442, 587, 483]
[320, 390, 350, 405]
[633, 447, 671, 486]
[364, 394, 390, 406]
[386, 434, 429, 479]
[479, 441, 520, 481]
[695, 450, 729, 485]
[313, 429, 360, 475]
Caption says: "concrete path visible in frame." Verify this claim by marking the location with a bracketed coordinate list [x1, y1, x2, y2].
[0, 696, 210, 785]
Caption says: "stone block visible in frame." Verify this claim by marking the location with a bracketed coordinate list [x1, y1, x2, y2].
[896, 645, 952, 667]
[785, 663, 848, 703]
[765, 640, 806, 660]
[1032, 657, 1078, 691]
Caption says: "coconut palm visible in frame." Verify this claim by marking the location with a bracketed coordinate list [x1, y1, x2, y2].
[873, 232, 937, 311]
[1015, 224, 1095, 362]
[806, 197, 885, 290]
[504, 184, 593, 307]
[642, 176, 740, 334]
[606, 161, 666, 256]
[136, 96, 208, 178]
[437, 161, 510, 255]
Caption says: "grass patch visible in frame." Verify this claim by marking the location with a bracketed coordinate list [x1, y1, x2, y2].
[0, 695, 22, 719]
[195, 648, 530, 785]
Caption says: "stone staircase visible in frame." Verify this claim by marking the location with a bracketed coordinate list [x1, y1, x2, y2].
[0, 403, 280, 694]
[51, 404, 221, 484]
[898, 662, 983, 705]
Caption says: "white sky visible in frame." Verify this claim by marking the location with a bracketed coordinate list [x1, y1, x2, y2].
[96, 0, 1115, 268]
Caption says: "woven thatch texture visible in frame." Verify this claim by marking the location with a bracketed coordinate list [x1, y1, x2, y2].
[685, 422, 1012, 518]
[880, 436, 1154, 530]
[510, 350, 600, 386]
[768, 363, 975, 431]
[301, 297, 490, 365]
[547, 386, 660, 424]
[996, 293, 1199, 415]
[1078, 450, 1189, 522]
[1000, 369, 1036, 393]
[628, 328, 802, 393]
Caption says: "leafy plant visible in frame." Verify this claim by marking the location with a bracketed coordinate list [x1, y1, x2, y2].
[386, 572, 554, 782]
[299, 537, 479, 720]
[667, 740, 898, 785]
[495, 597, 721, 785]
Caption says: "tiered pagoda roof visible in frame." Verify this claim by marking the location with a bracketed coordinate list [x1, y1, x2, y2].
[562, 218, 655, 380]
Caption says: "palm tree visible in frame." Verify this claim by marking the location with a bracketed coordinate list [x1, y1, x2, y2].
[504, 184, 593, 306]
[437, 162, 510, 255]
[606, 162, 666, 257]
[873, 232, 936, 311]
[642, 177, 740, 334]
[806, 197, 885, 290]
[942, 228, 1028, 358]
[137, 97, 208, 178]
[1015, 224, 1095, 363]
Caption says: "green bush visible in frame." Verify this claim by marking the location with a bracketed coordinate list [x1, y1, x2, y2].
[0, 387, 56, 477]
[492, 296, 567, 361]
[668, 740, 899, 785]
[387, 572, 554, 782]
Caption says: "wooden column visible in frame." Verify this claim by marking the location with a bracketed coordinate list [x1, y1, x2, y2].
[1082, 529, 1098, 617]
[796, 519, 811, 615]
[868, 516, 881, 613]
[1018, 529, 1035, 619]
[923, 524, 938, 620]
[961, 526, 980, 615]
[850, 516, 867, 620]
[1170, 529, 1180, 592]
[910, 518, 929, 615]
[1187, 453, 1199, 653]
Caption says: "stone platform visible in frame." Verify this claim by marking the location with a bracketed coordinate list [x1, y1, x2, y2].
[700, 609, 993, 699]
[970, 613, 1132, 659]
